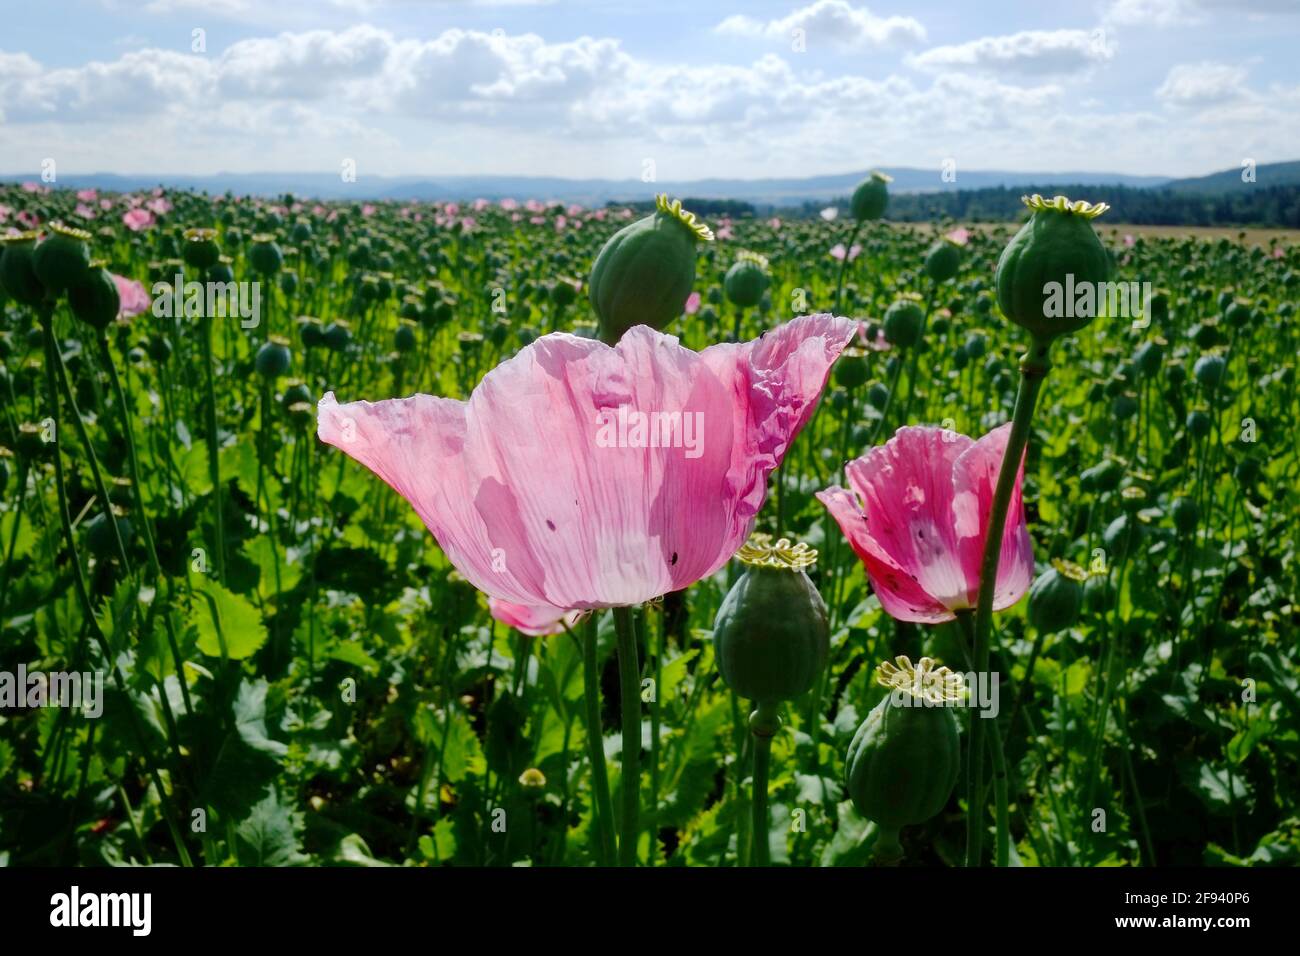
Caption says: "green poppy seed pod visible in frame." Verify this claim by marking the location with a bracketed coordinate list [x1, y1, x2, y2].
[1027, 560, 1087, 633]
[922, 239, 962, 283]
[953, 345, 970, 371]
[254, 336, 292, 378]
[850, 171, 892, 222]
[298, 316, 323, 349]
[249, 234, 283, 275]
[1112, 392, 1139, 420]
[281, 379, 312, 409]
[394, 321, 417, 353]
[67, 265, 121, 331]
[322, 321, 351, 352]
[1224, 301, 1252, 329]
[1193, 353, 1226, 390]
[1102, 514, 1141, 563]
[550, 278, 578, 308]
[1186, 408, 1211, 439]
[834, 346, 870, 390]
[280, 270, 299, 297]
[883, 295, 925, 348]
[0, 232, 47, 307]
[1234, 457, 1260, 486]
[182, 228, 221, 270]
[33, 222, 93, 294]
[588, 194, 713, 344]
[290, 221, 313, 244]
[994, 194, 1111, 341]
[209, 257, 235, 284]
[1149, 291, 1169, 323]
[15, 422, 48, 461]
[1133, 339, 1164, 378]
[1083, 573, 1110, 614]
[146, 336, 172, 364]
[1171, 496, 1199, 536]
[712, 535, 829, 703]
[867, 381, 890, 410]
[85, 508, 133, 560]
[723, 251, 770, 309]
[845, 656, 962, 839]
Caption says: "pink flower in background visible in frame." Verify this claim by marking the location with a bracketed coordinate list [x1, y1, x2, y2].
[489, 598, 582, 637]
[0, 204, 10, 223]
[500, 198, 519, 211]
[618, 208, 633, 219]
[151, 187, 164, 197]
[768, 217, 782, 230]
[1123, 234, 1135, 247]
[460, 216, 477, 231]
[318, 314, 855, 609]
[715, 225, 734, 240]
[74, 203, 98, 220]
[1274, 247, 1285, 259]
[855, 320, 891, 352]
[566, 204, 583, 217]
[524, 199, 544, 213]
[555, 214, 568, 231]
[112, 274, 151, 319]
[474, 198, 490, 211]
[361, 204, 376, 217]
[445, 202, 460, 217]
[77, 188, 98, 202]
[126, 194, 145, 208]
[99, 198, 114, 210]
[122, 208, 155, 231]
[529, 215, 546, 225]
[21, 181, 45, 194]
[146, 197, 172, 215]
[17, 210, 40, 229]
[511, 212, 522, 222]
[683, 291, 701, 315]
[945, 227, 970, 246]
[817, 424, 1032, 623]
[830, 243, 862, 261]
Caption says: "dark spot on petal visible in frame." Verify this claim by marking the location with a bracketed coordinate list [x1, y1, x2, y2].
[671, 552, 678, 565]
[546, 519, 556, 531]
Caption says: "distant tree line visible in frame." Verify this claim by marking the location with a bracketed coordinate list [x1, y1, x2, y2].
[797, 184, 1300, 227]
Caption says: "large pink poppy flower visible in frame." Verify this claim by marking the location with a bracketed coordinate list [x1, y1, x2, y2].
[319, 314, 855, 609]
[489, 598, 582, 637]
[817, 424, 1033, 623]
[122, 208, 155, 232]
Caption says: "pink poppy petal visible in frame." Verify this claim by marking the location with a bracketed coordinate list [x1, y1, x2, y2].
[951, 422, 1034, 611]
[489, 598, 581, 637]
[817, 486, 953, 623]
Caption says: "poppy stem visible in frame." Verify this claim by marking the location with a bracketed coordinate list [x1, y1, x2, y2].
[749, 699, 780, 866]
[966, 335, 1050, 867]
[580, 617, 617, 865]
[613, 604, 642, 866]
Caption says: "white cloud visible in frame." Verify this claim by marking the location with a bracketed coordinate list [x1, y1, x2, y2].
[908, 29, 1113, 75]
[1155, 62, 1250, 105]
[715, 1, 925, 50]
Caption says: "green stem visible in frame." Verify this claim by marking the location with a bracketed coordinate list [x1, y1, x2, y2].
[198, 310, 224, 582]
[579, 617, 616, 865]
[749, 699, 780, 867]
[966, 335, 1050, 867]
[612, 605, 642, 867]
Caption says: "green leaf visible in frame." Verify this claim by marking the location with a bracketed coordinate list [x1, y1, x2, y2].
[191, 579, 268, 660]
[233, 791, 308, 866]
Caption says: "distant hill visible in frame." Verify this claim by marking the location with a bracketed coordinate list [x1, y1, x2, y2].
[1161, 160, 1300, 194]
[0, 166, 1171, 205]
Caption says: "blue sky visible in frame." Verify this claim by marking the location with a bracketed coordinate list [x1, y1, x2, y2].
[1, 0, 1296, 181]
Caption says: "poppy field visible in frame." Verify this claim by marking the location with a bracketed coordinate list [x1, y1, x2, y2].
[0, 177, 1297, 870]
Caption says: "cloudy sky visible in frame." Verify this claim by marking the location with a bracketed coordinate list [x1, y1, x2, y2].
[0, 0, 1296, 182]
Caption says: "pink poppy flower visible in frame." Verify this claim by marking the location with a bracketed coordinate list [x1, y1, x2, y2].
[122, 208, 155, 231]
[683, 291, 701, 315]
[768, 217, 782, 230]
[817, 424, 1033, 623]
[945, 227, 970, 246]
[0, 204, 9, 223]
[75, 203, 98, 220]
[17, 210, 40, 229]
[1123, 234, 1135, 247]
[318, 314, 855, 609]
[77, 188, 98, 202]
[489, 598, 582, 637]
[21, 181, 45, 194]
[474, 198, 490, 212]
[555, 214, 568, 232]
[99, 199, 113, 211]
[854, 320, 891, 352]
[112, 274, 152, 319]
[146, 197, 172, 215]
[500, 198, 519, 211]
[362, 204, 376, 217]
[830, 243, 861, 262]
[715, 225, 734, 241]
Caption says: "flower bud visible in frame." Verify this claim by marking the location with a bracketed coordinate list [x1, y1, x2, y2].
[1028, 559, 1087, 633]
[588, 194, 712, 344]
[713, 535, 828, 703]
[994, 195, 1111, 341]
